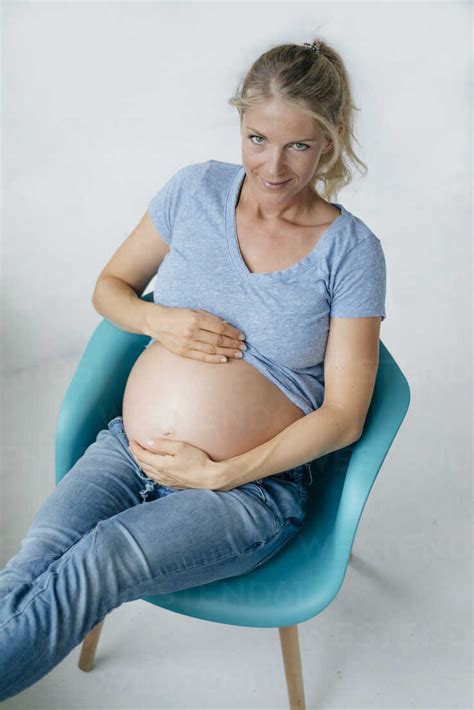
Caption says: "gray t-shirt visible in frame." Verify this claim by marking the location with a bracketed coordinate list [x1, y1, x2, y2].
[145, 159, 386, 415]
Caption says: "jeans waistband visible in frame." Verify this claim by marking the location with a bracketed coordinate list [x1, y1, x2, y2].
[106, 416, 313, 487]
[107, 416, 130, 448]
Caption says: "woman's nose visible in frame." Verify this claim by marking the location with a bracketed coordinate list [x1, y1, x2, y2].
[266, 156, 288, 176]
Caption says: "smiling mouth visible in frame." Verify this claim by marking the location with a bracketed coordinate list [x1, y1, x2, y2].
[261, 178, 291, 189]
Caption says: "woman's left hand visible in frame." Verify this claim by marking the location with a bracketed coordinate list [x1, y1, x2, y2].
[128, 437, 218, 490]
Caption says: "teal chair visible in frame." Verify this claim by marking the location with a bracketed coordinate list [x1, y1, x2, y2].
[55, 291, 410, 709]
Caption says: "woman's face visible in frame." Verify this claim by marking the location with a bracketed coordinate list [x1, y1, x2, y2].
[240, 96, 334, 207]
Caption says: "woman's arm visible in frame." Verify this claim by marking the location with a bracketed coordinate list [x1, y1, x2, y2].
[92, 208, 171, 333]
[92, 275, 160, 335]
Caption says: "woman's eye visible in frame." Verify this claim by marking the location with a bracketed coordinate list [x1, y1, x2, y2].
[248, 135, 309, 151]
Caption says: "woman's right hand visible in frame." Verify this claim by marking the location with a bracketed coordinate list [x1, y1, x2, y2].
[144, 305, 247, 363]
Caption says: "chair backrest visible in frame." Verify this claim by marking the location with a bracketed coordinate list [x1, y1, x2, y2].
[304, 339, 410, 561]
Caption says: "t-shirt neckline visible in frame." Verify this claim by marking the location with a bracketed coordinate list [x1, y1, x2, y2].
[225, 165, 347, 282]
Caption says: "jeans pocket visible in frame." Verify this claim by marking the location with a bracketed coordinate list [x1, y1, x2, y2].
[243, 481, 267, 504]
[260, 476, 309, 531]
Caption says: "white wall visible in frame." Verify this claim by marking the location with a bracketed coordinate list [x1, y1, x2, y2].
[2, 2, 471, 383]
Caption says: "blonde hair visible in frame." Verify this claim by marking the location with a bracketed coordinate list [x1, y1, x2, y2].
[228, 39, 367, 202]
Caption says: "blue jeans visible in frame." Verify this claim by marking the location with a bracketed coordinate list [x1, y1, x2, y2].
[0, 415, 313, 701]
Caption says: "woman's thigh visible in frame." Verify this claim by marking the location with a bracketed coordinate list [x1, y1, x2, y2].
[92, 466, 310, 601]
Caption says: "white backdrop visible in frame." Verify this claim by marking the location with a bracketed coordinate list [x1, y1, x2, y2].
[2, 1, 471, 379]
[1, 2, 472, 709]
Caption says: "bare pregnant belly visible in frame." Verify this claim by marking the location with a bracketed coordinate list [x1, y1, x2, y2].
[122, 341, 305, 462]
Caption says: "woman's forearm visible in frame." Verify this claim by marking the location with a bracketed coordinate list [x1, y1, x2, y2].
[211, 404, 361, 490]
[91, 275, 162, 336]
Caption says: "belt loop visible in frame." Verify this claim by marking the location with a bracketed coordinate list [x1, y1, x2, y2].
[306, 463, 313, 486]
[139, 480, 155, 502]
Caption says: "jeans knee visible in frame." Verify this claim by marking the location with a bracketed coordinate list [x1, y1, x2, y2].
[92, 518, 121, 557]
[92, 518, 154, 591]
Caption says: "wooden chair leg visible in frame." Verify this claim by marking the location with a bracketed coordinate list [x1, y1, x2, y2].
[278, 625, 306, 709]
[78, 619, 105, 672]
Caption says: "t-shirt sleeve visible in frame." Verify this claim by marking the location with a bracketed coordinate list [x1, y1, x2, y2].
[147, 164, 195, 245]
[330, 236, 387, 321]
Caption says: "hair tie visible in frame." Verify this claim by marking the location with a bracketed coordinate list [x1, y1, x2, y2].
[303, 41, 322, 55]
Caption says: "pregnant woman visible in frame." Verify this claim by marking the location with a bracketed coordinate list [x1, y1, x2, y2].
[0, 38, 386, 700]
